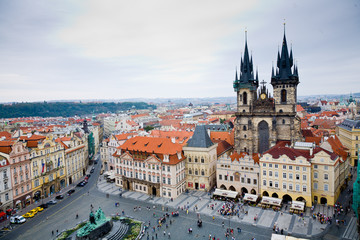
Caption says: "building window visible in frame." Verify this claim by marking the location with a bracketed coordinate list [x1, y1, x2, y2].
[263, 163, 266, 167]
[303, 185, 307, 192]
[303, 175, 307, 181]
[283, 173, 286, 179]
[195, 170, 198, 175]
[314, 164, 318, 169]
[224, 175, 227, 180]
[201, 158, 204, 163]
[296, 174, 300, 180]
[269, 171, 272, 177]
[324, 184, 329, 191]
[295, 184, 300, 191]
[269, 164, 272, 168]
[275, 172, 278, 177]
[281, 89, 287, 103]
[296, 166, 299, 171]
[195, 157, 198, 163]
[263, 180, 266, 186]
[241, 177, 244, 183]
[283, 183, 286, 189]
[219, 174, 222, 180]
[302, 167, 306, 171]
[314, 182, 318, 190]
[314, 172, 318, 179]
[247, 178, 250, 184]
[275, 182, 279, 188]
[163, 177, 166, 184]
[253, 179, 257, 185]
[167, 166, 170, 172]
[189, 169, 192, 174]
[188, 157, 191, 162]
[263, 170, 266, 176]
[283, 165, 286, 170]
[229, 176, 233, 181]
[289, 184, 293, 190]
[324, 174, 328, 180]
[289, 173, 293, 179]
[275, 164, 278, 169]
[243, 92, 248, 105]
[167, 178, 171, 185]
[289, 166, 293, 170]
[201, 170, 205, 176]
[269, 181, 273, 187]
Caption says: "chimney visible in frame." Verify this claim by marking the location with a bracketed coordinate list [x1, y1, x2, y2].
[171, 137, 175, 143]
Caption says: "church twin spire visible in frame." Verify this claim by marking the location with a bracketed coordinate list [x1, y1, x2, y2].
[233, 31, 258, 91]
[271, 25, 299, 84]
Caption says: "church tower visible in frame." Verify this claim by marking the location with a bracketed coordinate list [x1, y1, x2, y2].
[270, 25, 301, 143]
[234, 27, 302, 155]
[233, 32, 259, 154]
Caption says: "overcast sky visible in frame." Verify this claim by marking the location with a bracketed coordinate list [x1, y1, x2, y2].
[0, 0, 359, 102]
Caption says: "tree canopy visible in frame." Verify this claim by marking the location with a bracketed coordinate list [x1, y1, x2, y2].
[0, 102, 156, 118]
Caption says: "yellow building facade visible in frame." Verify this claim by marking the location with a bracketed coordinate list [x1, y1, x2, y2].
[337, 119, 360, 166]
[27, 135, 66, 201]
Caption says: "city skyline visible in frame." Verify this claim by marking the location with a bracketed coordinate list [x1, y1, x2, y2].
[0, 0, 359, 103]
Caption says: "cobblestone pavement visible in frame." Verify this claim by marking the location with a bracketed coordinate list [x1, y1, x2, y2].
[97, 173, 359, 240]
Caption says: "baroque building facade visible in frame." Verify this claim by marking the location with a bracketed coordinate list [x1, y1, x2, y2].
[233, 30, 302, 155]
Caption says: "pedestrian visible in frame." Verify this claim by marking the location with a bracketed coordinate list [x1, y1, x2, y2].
[163, 230, 166, 236]
[168, 232, 171, 238]
[52, 230, 54, 236]
[213, 216, 215, 221]
[155, 233, 157, 239]
[222, 221, 224, 227]
[56, 229, 58, 235]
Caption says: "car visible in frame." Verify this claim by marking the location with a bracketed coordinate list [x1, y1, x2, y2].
[23, 212, 35, 218]
[35, 206, 44, 212]
[90, 169, 94, 173]
[67, 189, 75, 195]
[94, 161, 98, 164]
[29, 208, 38, 215]
[47, 200, 57, 205]
[10, 215, 26, 224]
[55, 195, 64, 200]
[77, 181, 86, 187]
[39, 203, 48, 209]
[86, 174, 91, 178]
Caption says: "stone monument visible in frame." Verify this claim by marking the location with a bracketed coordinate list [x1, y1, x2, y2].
[76, 207, 113, 240]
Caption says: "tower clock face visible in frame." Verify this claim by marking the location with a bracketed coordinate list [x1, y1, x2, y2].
[260, 93, 266, 100]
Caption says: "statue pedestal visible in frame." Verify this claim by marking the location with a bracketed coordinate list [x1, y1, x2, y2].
[76, 220, 113, 240]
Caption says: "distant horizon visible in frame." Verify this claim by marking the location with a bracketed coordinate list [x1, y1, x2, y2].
[1, 92, 358, 105]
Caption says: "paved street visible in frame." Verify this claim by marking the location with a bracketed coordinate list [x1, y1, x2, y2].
[1, 159, 359, 240]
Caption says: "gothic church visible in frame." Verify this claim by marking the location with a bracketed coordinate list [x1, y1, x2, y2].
[233, 28, 302, 154]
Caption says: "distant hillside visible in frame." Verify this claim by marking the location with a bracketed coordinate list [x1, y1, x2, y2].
[0, 102, 156, 118]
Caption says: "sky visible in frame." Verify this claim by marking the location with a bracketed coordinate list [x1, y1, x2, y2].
[0, 0, 359, 103]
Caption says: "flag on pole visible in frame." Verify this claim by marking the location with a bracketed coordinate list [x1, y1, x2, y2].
[41, 163, 45, 173]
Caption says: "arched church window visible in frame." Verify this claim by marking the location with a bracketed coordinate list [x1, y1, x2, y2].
[243, 92, 247, 105]
[243, 126, 247, 131]
[242, 110, 246, 113]
[282, 119, 285, 124]
[281, 89, 287, 103]
[244, 135, 247, 138]
[195, 169, 198, 175]
[279, 109, 283, 113]
[244, 147, 247, 152]
[201, 170, 205, 176]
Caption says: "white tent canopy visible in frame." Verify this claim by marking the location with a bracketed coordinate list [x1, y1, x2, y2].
[261, 196, 282, 206]
[290, 201, 305, 211]
[243, 193, 258, 202]
[213, 189, 238, 199]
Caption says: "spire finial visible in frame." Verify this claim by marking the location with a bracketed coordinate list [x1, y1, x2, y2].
[283, 19, 286, 34]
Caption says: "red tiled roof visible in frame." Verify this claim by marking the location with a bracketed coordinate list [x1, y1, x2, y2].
[296, 105, 305, 112]
[215, 140, 233, 157]
[210, 131, 234, 146]
[327, 135, 348, 161]
[0, 131, 11, 140]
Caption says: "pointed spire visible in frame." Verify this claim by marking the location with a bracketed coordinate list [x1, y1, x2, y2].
[289, 44, 293, 67]
[271, 62, 275, 78]
[256, 66, 259, 81]
[235, 67, 238, 81]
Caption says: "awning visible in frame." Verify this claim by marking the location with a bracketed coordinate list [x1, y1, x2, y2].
[26, 195, 31, 200]
[243, 193, 258, 202]
[15, 200, 21, 205]
[0, 212, 6, 218]
[213, 189, 238, 199]
[271, 234, 286, 240]
[261, 196, 282, 206]
[290, 201, 305, 211]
